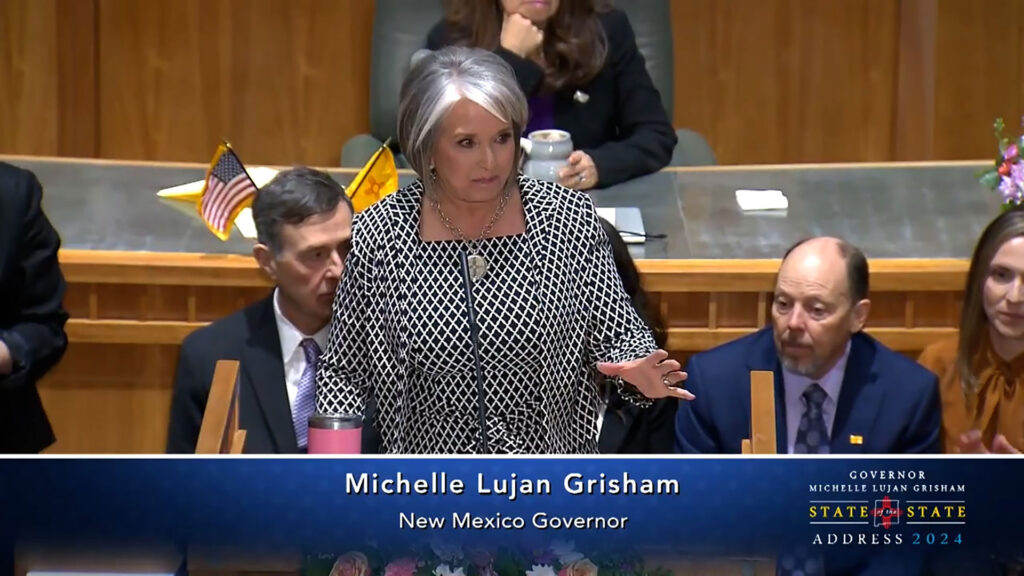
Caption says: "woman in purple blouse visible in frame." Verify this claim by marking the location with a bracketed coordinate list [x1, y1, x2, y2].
[427, 0, 677, 189]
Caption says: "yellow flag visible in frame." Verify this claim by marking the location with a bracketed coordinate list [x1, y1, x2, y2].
[348, 141, 399, 213]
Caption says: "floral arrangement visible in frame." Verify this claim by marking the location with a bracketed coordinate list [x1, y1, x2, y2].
[980, 117, 1024, 210]
[304, 540, 671, 576]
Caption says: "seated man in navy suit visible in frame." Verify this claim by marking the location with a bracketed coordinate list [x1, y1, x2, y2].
[675, 236, 941, 454]
[167, 167, 365, 454]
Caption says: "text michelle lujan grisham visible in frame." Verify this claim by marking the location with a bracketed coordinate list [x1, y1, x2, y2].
[345, 471, 679, 531]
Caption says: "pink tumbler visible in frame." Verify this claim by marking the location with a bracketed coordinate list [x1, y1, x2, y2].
[307, 414, 362, 454]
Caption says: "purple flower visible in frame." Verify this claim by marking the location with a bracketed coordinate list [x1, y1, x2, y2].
[1011, 161, 1024, 186]
[1005, 144, 1019, 161]
[999, 176, 1018, 202]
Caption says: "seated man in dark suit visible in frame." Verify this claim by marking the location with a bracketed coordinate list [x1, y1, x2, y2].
[167, 167, 355, 453]
[675, 236, 941, 454]
[0, 163, 69, 453]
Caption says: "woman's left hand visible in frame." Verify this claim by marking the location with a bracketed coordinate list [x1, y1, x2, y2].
[597, 349, 694, 400]
[558, 150, 599, 190]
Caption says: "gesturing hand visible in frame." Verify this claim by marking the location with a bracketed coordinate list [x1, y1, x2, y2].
[597, 349, 694, 401]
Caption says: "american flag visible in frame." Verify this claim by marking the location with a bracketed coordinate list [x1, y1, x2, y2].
[198, 145, 257, 240]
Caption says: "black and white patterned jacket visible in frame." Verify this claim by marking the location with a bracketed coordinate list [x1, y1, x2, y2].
[316, 175, 655, 454]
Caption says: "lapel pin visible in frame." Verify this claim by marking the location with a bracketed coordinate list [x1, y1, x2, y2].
[573, 90, 589, 104]
[849, 435, 863, 445]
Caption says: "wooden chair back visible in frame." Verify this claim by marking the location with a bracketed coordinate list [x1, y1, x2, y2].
[741, 370, 777, 454]
[195, 359, 246, 454]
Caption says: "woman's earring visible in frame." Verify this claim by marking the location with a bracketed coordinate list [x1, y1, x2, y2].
[429, 166, 437, 182]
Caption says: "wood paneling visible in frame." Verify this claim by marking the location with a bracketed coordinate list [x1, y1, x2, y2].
[37, 251, 274, 453]
[893, 0, 937, 160]
[670, 0, 901, 164]
[2, 0, 1022, 165]
[0, 0, 96, 156]
[932, 0, 1023, 160]
[95, 0, 373, 165]
[894, 0, 1024, 161]
[37, 248, 970, 453]
[39, 343, 178, 453]
[56, 0, 98, 157]
[0, 0, 59, 155]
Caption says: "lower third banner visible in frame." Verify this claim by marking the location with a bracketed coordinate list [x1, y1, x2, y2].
[0, 457, 1020, 574]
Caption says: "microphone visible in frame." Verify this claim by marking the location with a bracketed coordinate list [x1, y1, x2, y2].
[458, 249, 490, 454]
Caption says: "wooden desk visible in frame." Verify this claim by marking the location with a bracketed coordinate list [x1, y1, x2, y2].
[1, 156, 988, 453]
[49, 251, 967, 453]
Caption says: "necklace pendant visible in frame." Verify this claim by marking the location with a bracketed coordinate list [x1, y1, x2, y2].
[468, 254, 488, 281]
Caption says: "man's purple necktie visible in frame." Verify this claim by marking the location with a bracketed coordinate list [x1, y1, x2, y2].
[292, 338, 321, 450]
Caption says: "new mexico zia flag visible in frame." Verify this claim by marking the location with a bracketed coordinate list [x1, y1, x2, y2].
[348, 141, 399, 212]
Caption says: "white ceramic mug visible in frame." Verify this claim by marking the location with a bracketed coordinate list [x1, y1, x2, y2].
[522, 129, 573, 182]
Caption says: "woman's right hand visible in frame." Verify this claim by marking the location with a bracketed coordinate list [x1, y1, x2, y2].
[501, 13, 543, 58]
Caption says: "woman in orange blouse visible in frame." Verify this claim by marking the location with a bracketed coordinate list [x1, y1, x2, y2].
[919, 209, 1024, 454]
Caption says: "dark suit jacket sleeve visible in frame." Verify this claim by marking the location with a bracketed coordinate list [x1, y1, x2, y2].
[901, 372, 942, 454]
[0, 170, 68, 390]
[166, 340, 210, 453]
[645, 398, 677, 453]
[673, 355, 719, 453]
[425, 21, 546, 97]
[584, 10, 677, 187]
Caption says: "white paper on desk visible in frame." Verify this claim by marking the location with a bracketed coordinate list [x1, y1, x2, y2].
[735, 189, 789, 211]
[596, 207, 646, 244]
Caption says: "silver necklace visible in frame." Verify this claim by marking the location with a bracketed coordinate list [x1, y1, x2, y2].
[429, 185, 511, 281]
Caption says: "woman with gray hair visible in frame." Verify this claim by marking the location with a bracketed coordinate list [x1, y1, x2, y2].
[316, 46, 691, 454]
